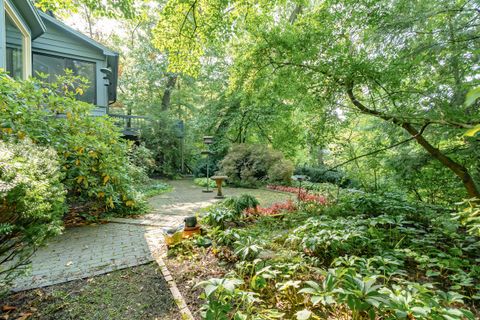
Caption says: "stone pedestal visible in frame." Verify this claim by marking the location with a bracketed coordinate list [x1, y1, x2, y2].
[211, 175, 228, 199]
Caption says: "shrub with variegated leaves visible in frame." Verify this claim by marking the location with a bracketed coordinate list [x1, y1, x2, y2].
[0, 139, 65, 293]
[0, 72, 145, 216]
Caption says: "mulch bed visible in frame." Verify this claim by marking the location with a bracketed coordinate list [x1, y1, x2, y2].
[164, 246, 230, 319]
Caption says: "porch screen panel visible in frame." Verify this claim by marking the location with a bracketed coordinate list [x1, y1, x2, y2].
[32, 53, 96, 104]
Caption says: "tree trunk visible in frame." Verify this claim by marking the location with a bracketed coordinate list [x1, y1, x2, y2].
[346, 85, 480, 199]
[161, 74, 178, 111]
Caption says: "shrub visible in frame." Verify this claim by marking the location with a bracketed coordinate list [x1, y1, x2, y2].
[0, 72, 145, 216]
[294, 165, 351, 187]
[201, 205, 238, 229]
[194, 177, 224, 188]
[140, 114, 184, 178]
[129, 144, 157, 176]
[219, 144, 294, 187]
[0, 140, 65, 292]
[245, 200, 297, 216]
[223, 194, 260, 215]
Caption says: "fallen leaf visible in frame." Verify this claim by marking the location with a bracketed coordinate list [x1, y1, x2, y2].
[1, 305, 16, 312]
[17, 312, 33, 320]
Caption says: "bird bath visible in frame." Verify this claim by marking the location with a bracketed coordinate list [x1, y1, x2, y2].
[211, 175, 228, 199]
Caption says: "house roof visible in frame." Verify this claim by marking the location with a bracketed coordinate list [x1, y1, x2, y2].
[10, 0, 46, 39]
[37, 10, 118, 57]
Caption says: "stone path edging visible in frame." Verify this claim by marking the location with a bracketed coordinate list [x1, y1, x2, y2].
[153, 252, 195, 320]
[103, 217, 167, 228]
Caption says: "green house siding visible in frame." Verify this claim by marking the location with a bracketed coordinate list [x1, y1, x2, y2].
[32, 19, 110, 111]
[0, 1, 5, 69]
[2, 0, 117, 115]
[32, 19, 104, 61]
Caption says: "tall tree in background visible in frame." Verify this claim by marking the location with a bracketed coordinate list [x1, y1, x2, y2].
[153, 0, 480, 199]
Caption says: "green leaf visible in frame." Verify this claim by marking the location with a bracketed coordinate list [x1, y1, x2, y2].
[465, 87, 480, 107]
[296, 309, 312, 320]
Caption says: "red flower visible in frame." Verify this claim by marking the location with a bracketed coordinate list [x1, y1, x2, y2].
[266, 185, 327, 205]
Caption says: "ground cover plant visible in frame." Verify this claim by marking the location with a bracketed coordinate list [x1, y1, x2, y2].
[169, 188, 480, 319]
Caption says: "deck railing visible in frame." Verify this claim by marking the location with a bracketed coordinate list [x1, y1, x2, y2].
[108, 113, 149, 137]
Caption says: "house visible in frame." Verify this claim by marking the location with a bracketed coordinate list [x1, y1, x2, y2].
[0, 0, 118, 116]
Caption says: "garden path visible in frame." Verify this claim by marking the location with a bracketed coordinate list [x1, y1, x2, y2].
[11, 179, 292, 291]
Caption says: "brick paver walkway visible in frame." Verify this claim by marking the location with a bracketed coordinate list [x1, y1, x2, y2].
[11, 180, 291, 291]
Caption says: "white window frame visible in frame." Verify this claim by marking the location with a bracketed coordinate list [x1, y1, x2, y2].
[4, 0, 31, 79]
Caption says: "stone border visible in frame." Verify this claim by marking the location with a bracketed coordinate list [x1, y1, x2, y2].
[102, 217, 167, 228]
[152, 252, 195, 320]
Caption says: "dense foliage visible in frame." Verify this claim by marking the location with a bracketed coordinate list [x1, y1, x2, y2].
[219, 144, 294, 187]
[152, 0, 480, 203]
[0, 73, 145, 215]
[0, 140, 65, 292]
[196, 186, 480, 319]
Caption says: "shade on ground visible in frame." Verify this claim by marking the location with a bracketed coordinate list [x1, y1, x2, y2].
[10, 180, 292, 291]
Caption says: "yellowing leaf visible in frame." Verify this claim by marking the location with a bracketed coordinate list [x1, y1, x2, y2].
[76, 176, 84, 184]
[125, 200, 135, 207]
[66, 112, 72, 119]
[76, 88, 84, 95]
[75, 159, 80, 166]
[98, 192, 105, 198]
[465, 125, 480, 137]
[17, 131, 26, 139]
[107, 197, 114, 208]
[88, 151, 98, 158]
[103, 175, 110, 185]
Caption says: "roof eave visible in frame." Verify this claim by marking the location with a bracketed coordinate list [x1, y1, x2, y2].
[37, 10, 118, 57]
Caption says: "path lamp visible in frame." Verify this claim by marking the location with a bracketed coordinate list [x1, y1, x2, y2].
[202, 136, 214, 193]
[291, 175, 308, 201]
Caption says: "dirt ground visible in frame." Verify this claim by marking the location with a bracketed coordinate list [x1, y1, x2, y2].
[0, 263, 180, 320]
[164, 245, 230, 319]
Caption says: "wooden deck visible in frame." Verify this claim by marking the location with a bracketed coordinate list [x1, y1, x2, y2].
[108, 113, 149, 138]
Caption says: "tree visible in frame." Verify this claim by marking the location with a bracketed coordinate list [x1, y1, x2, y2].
[153, 0, 480, 199]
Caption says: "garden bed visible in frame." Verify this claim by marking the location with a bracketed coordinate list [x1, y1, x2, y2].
[165, 246, 229, 318]
[164, 190, 480, 319]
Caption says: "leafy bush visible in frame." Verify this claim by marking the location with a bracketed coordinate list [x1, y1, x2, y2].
[129, 144, 157, 176]
[202, 205, 238, 229]
[194, 177, 224, 188]
[223, 194, 259, 215]
[294, 165, 351, 187]
[453, 199, 480, 236]
[0, 140, 65, 292]
[0, 72, 145, 216]
[218, 144, 294, 187]
[140, 114, 184, 178]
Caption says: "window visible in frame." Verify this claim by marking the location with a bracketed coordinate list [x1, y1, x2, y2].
[4, 4, 31, 79]
[33, 53, 97, 104]
[6, 47, 22, 79]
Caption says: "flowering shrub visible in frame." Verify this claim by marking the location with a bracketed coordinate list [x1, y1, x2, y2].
[267, 185, 327, 205]
[267, 185, 300, 193]
[245, 200, 297, 216]
[0, 139, 65, 292]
